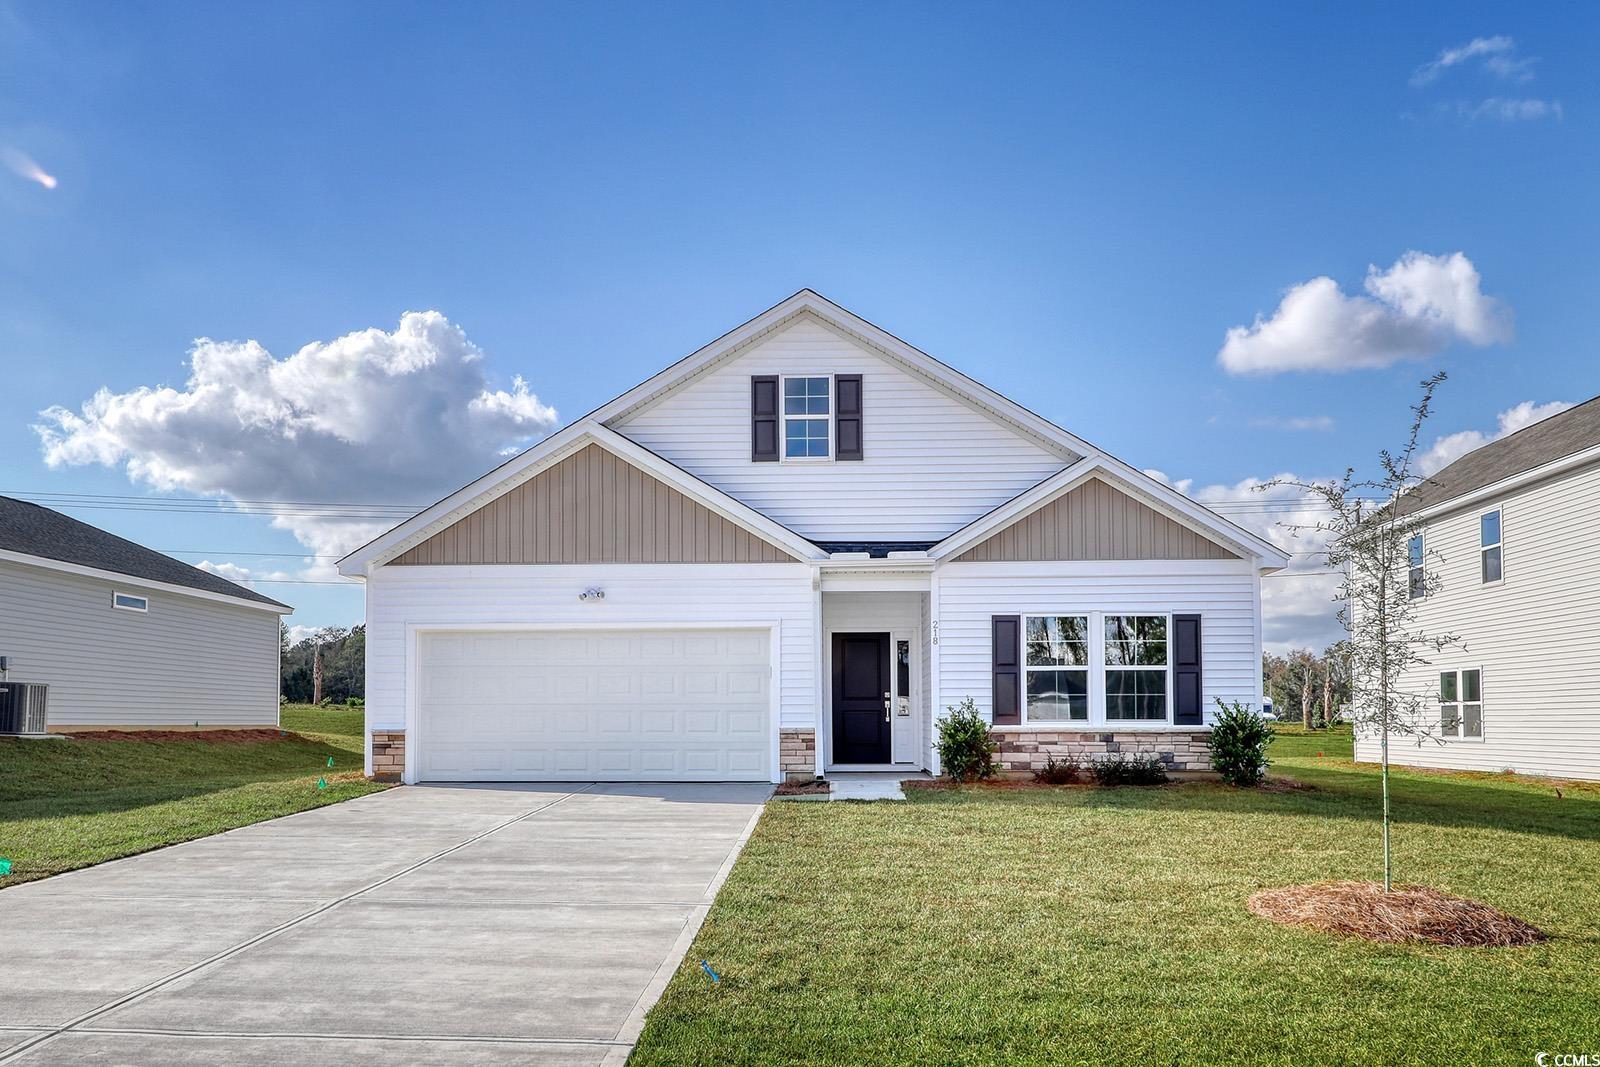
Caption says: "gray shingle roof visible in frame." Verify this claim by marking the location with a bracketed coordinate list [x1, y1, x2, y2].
[0, 495, 290, 609]
[1397, 395, 1600, 517]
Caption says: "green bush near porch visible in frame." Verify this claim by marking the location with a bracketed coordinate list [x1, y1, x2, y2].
[632, 725, 1600, 1064]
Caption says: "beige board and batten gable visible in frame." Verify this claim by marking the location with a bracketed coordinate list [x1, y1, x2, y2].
[391, 443, 800, 565]
[954, 476, 1242, 562]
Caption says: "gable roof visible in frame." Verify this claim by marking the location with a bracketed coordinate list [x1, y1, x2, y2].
[1396, 394, 1600, 519]
[337, 423, 827, 574]
[0, 495, 290, 611]
[930, 458, 1290, 570]
[591, 290, 1085, 461]
[339, 290, 1288, 574]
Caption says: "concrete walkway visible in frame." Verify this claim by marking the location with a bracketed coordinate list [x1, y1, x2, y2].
[0, 782, 770, 1065]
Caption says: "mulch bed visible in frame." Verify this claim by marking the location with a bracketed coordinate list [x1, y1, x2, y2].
[63, 729, 306, 744]
[773, 780, 831, 796]
[1248, 880, 1547, 947]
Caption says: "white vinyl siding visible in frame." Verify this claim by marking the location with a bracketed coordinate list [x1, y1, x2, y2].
[610, 315, 1072, 540]
[1355, 460, 1600, 781]
[0, 560, 281, 727]
[364, 563, 816, 778]
[933, 560, 1260, 727]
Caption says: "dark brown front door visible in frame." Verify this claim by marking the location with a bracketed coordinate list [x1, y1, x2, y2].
[832, 632, 891, 764]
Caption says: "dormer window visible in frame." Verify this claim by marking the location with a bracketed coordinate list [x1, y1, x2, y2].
[782, 376, 831, 459]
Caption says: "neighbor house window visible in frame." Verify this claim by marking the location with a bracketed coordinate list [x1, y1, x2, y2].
[112, 592, 149, 612]
[782, 376, 831, 459]
[1408, 533, 1425, 599]
[1440, 668, 1483, 739]
[1480, 509, 1503, 584]
[1104, 614, 1168, 721]
[1024, 615, 1089, 721]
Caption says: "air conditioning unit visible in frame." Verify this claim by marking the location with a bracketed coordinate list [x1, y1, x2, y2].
[0, 682, 49, 736]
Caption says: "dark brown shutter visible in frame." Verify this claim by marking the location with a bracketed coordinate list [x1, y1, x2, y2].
[835, 374, 863, 460]
[751, 375, 779, 461]
[991, 615, 1021, 725]
[1173, 614, 1203, 725]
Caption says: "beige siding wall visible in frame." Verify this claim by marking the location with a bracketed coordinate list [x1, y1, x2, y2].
[392, 444, 797, 565]
[955, 477, 1240, 562]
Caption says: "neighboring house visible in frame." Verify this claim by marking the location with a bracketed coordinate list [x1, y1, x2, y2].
[1355, 396, 1600, 782]
[338, 291, 1289, 783]
[0, 496, 290, 731]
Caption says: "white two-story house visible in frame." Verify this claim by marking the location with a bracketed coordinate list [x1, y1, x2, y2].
[337, 291, 1288, 783]
[1356, 396, 1600, 782]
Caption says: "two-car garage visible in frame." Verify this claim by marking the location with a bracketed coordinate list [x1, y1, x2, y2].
[413, 627, 774, 782]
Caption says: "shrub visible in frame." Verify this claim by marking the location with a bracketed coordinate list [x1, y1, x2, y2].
[1209, 699, 1274, 787]
[1033, 754, 1081, 784]
[345, 696, 365, 708]
[936, 697, 998, 782]
[1088, 753, 1169, 786]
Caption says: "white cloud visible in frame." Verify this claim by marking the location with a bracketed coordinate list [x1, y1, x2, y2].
[1249, 415, 1335, 432]
[195, 559, 296, 584]
[1155, 472, 1345, 654]
[1411, 36, 1534, 86]
[1218, 251, 1511, 375]
[1450, 97, 1563, 123]
[36, 311, 561, 566]
[284, 624, 319, 647]
[1418, 399, 1574, 476]
[1409, 38, 1559, 123]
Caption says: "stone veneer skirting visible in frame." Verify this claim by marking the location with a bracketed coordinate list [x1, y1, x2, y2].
[993, 728, 1213, 773]
[371, 730, 405, 782]
[779, 728, 816, 782]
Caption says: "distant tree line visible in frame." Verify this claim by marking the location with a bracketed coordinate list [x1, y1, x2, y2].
[1263, 641, 1350, 729]
[281, 624, 364, 704]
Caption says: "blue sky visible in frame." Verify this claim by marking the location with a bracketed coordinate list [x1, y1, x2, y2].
[3, 1, 1595, 650]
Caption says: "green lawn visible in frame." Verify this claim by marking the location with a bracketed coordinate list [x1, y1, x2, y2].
[0, 704, 386, 887]
[633, 725, 1600, 1065]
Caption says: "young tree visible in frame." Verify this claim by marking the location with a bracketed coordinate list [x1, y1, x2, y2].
[1265, 373, 1457, 891]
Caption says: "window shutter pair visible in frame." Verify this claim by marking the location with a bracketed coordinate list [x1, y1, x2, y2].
[991, 613, 1204, 726]
[750, 375, 863, 461]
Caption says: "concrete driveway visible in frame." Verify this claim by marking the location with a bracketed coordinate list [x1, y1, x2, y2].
[0, 782, 769, 1065]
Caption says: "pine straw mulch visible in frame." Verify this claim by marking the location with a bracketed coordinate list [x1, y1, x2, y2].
[1247, 880, 1547, 947]
[62, 728, 306, 744]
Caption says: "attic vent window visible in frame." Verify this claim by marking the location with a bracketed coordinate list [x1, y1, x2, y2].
[782, 376, 831, 459]
[113, 592, 149, 613]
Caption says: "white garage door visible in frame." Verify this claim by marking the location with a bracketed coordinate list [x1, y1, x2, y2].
[415, 628, 772, 781]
